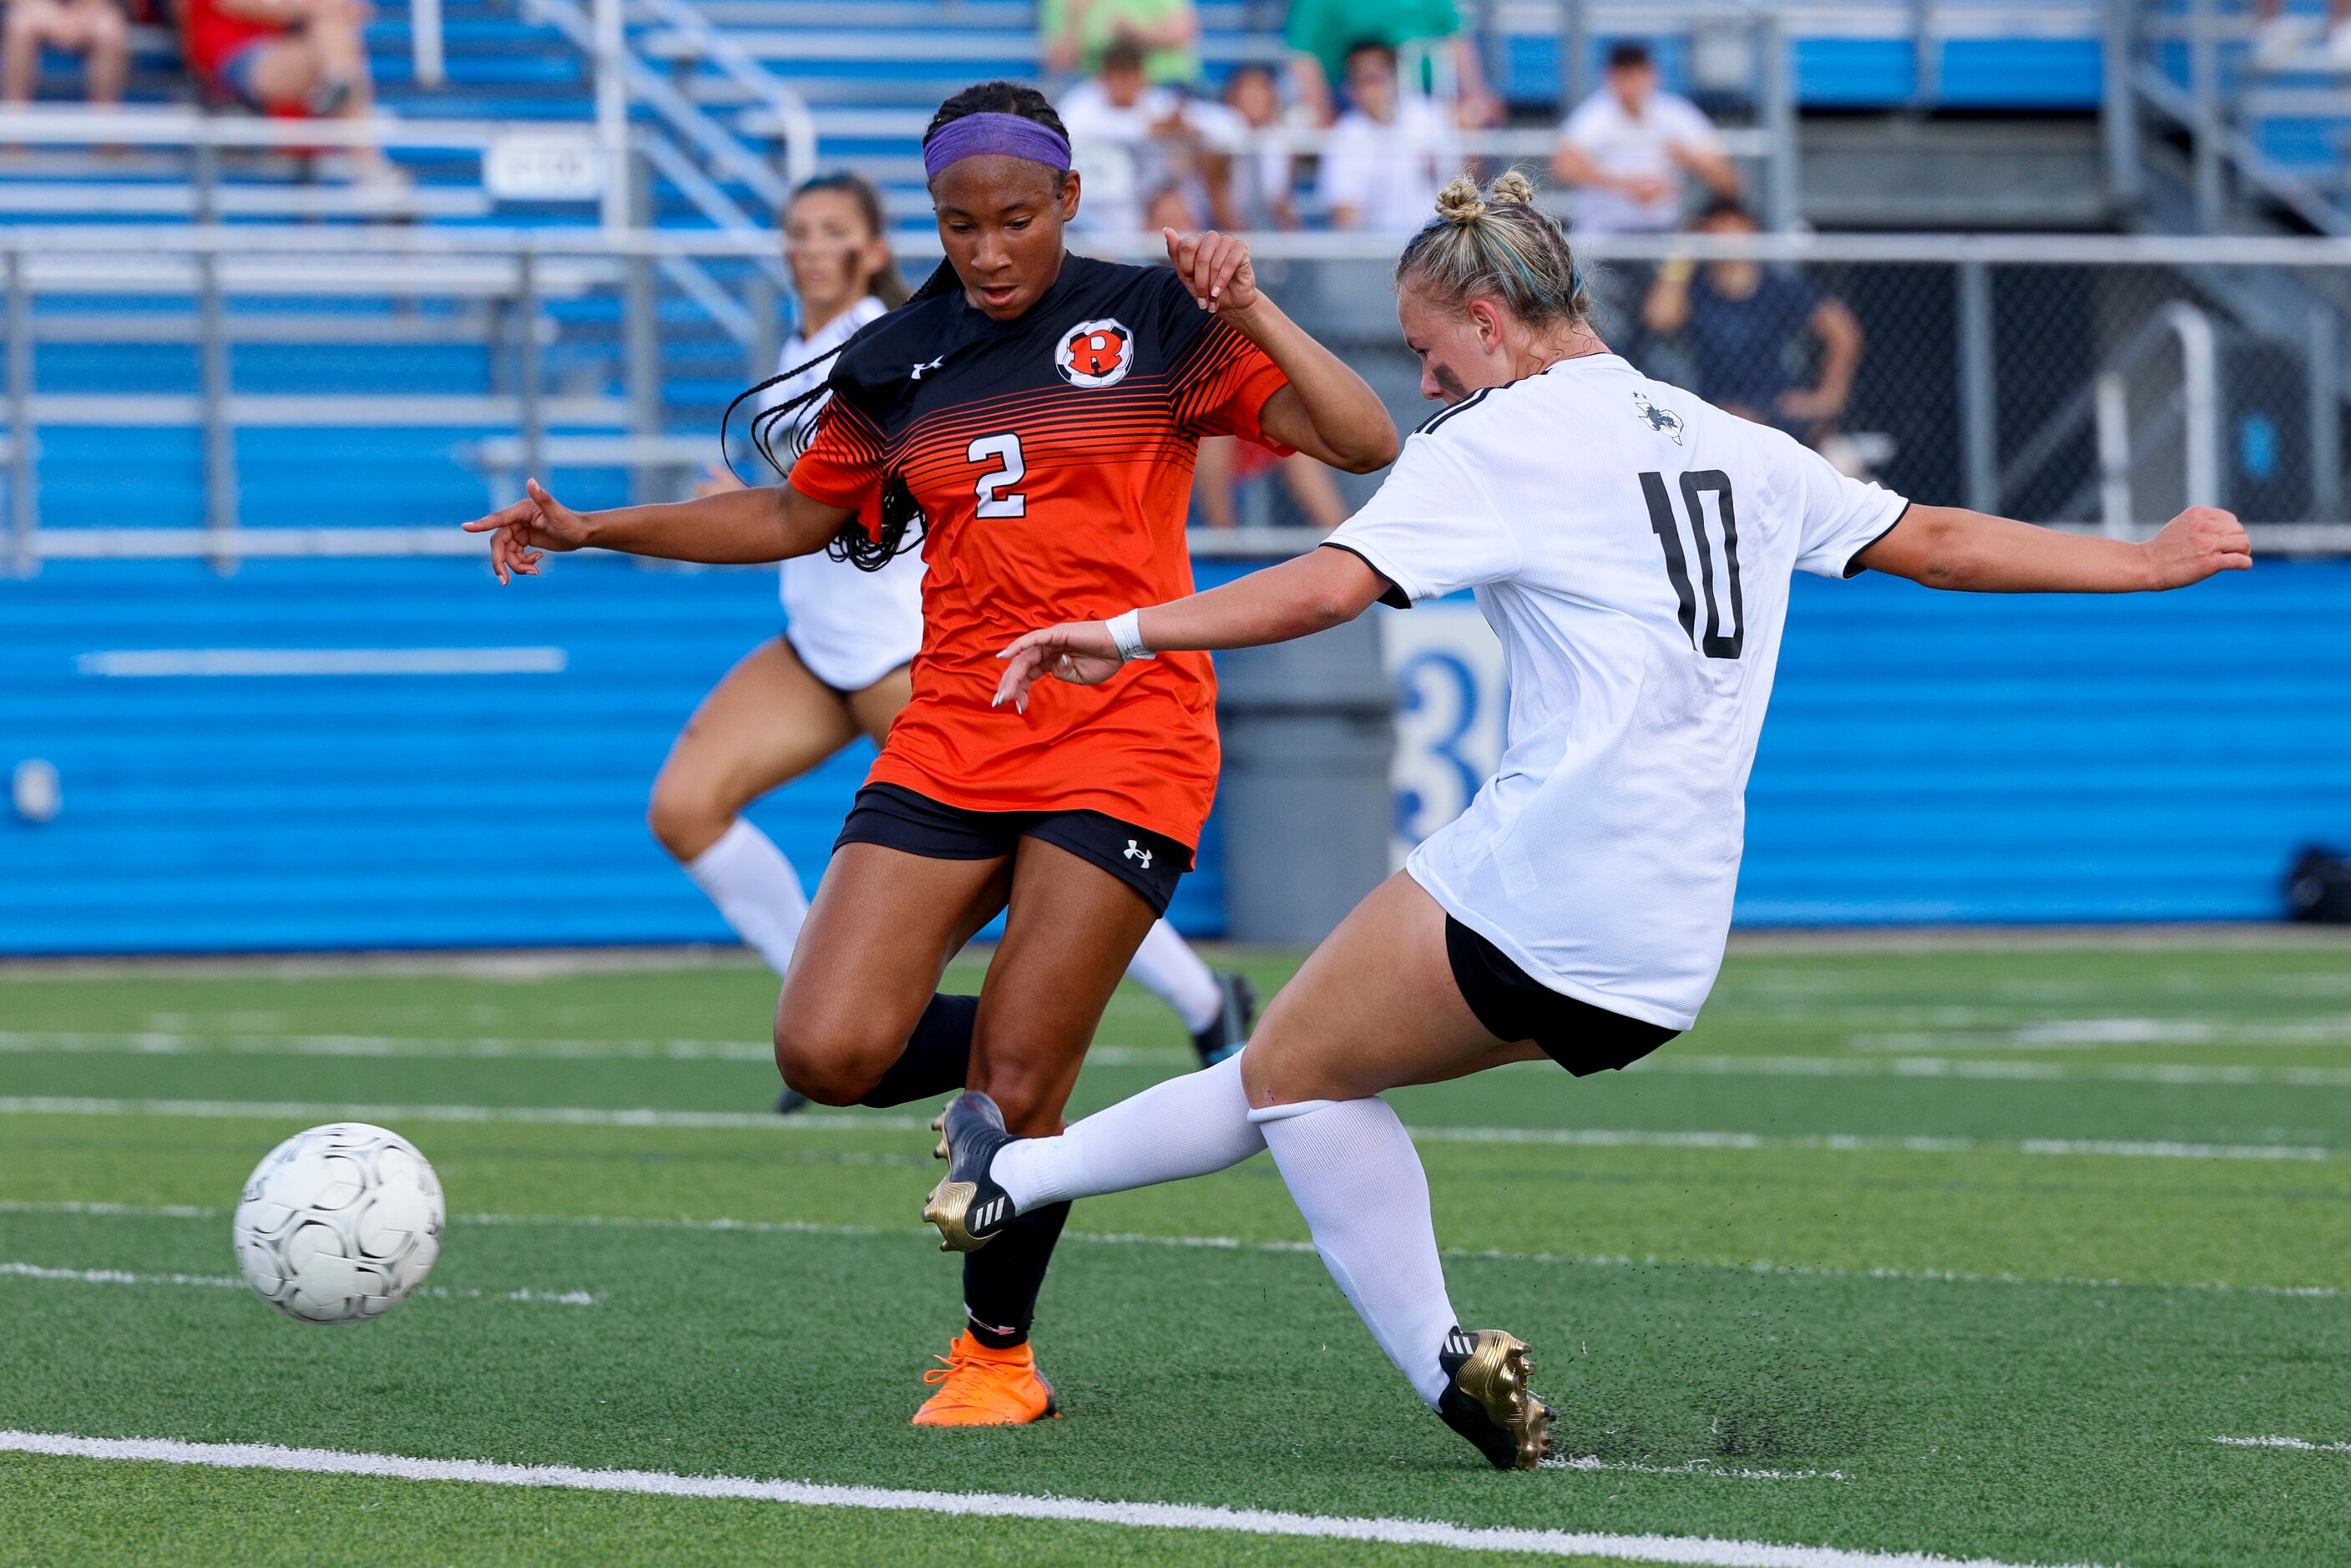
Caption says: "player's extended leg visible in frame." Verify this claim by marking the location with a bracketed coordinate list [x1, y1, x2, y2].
[913, 837, 1159, 1428]
[650, 638, 869, 974]
[929, 872, 1555, 1464]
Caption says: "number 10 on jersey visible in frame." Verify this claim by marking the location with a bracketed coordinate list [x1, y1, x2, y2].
[1641, 470, 1744, 660]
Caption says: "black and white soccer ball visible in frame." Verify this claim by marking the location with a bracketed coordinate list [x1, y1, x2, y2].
[232, 1123, 444, 1325]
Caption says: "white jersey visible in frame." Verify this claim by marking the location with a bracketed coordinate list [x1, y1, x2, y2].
[771, 296, 925, 692]
[1327, 355, 1908, 1029]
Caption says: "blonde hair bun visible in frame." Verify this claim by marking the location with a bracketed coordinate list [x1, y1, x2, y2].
[1398, 167, 1589, 334]
[1489, 169, 1538, 207]
[1433, 174, 1486, 226]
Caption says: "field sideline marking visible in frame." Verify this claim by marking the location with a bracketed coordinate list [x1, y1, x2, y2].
[0, 1260, 599, 1307]
[13, 1030, 2351, 1089]
[7, 1200, 2337, 1302]
[0, 1095, 2332, 1163]
[2212, 1435, 2351, 1456]
[0, 1429, 2093, 1567]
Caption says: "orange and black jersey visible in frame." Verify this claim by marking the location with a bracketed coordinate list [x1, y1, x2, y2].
[791, 255, 1293, 852]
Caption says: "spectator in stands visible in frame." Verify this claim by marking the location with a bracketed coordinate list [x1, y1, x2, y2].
[1316, 39, 1460, 234]
[2, 0, 129, 107]
[2254, 0, 2351, 67]
[180, 0, 395, 180]
[1641, 199, 1863, 445]
[1551, 42, 1739, 239]
[1284, 0, 1501, 128]
[1217, 62, 1299, 230]
[1041, 0, 1201, 88]
[1194, 434, 1351, 532]
[1060, 38, 1233, 235]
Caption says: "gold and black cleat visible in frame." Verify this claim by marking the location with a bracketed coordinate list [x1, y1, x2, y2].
[1436, 1328, 1555, 1470]
[921, 1091, 1021, 1253]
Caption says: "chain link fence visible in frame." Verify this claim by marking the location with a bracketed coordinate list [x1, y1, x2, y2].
[5, 228, 2350, 570]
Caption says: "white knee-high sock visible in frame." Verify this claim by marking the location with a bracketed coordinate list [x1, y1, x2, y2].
[1253, 1097, 1459, 1407]
[991, 1054, 1262, 1211]
[681, 818, 809, 975]
[1125, 918, 1224, 1034]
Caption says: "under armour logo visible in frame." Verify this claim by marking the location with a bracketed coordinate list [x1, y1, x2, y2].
[911, 356, 946, 381]
[1124, 840, 1153, 869]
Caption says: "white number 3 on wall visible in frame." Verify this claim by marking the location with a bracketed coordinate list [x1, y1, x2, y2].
[968, 433, 1027, 518]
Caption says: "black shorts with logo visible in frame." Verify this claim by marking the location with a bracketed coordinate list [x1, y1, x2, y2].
[833, 782, 1190, 916]
[1443, 915, 1679, 1075]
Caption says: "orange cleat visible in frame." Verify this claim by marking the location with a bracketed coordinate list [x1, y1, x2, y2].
[910, 1331, 1060, 1426]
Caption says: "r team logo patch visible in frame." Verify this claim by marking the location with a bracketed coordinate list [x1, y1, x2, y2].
[1057, 317, 1133, 388]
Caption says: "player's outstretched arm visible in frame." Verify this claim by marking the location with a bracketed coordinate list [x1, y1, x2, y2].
[1854, 504, 2252, 594]
[993, 546, 1390, 709]
[460, 477, 856, 584]
[1162, 226, 1399, 474]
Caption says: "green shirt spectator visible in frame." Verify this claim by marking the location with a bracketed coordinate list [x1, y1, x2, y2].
[1041, 0, 1201, 88]
[1285, 0, 1457, 83]
[1283, 0, 1499, 127]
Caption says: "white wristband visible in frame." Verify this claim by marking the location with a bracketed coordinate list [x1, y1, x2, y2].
[1106, 609, 1154, 663]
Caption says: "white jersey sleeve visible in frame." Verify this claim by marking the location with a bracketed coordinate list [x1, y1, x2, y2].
[1768, 425, 1912, 579]
[1322, 418, 1519, 603]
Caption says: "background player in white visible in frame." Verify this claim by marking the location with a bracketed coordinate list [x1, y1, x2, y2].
[923, 171, 2255, 1468]
[653, 174, 1256, 1109]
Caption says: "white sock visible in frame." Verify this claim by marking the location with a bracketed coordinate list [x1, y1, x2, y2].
[1125, 918, 1224, 1034]
[992, 1054, 1262, 1211]
[1253, 1097, 1459, 1407]
[681, 818, 809, 975]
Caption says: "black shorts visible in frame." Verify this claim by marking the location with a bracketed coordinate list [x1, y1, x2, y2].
[1443, 915, 1679, 1075]
[833, 782, 1190, 916]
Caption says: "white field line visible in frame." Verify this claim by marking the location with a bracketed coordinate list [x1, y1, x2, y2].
[1846, 1016, 2351, 1052]
[7, 1199, 2340, 1302]
[2212, 1434, 2351, 1456]
[1542, 1455, 1846, 1481]
[1641, 1055, 2351, 1089]
[16, 1030, 2351, 1089]
[0, 1095, 2333, 1162]
[0, 1031, 779, 1063]
[0, 1260, 598, 1306]
[0, 1429, 2100, 1568]
[0, 1031, 1184, 1070]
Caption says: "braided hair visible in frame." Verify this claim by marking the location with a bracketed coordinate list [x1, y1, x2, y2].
[719, 83, 1071, 570]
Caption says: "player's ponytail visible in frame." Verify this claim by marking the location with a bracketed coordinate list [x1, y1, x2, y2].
[1396, 170, 1590, 334]
[716, 250, 959, 572]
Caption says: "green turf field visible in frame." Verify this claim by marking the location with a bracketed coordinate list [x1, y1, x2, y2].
[3, 934, 2349, 1567]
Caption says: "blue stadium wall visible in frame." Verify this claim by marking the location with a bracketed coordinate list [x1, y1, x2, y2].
[2, 554, 2345, 954]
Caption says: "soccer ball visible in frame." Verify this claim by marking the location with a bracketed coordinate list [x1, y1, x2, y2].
[232, 1123, 444, 1325]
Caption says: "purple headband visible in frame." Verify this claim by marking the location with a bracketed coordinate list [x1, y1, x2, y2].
[922, 112, 1073, 180]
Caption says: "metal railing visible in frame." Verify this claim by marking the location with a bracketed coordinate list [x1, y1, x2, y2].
[519, 0, 816, 229]
[7, 225, 2351, 575]
[2116, 0, 2351, 235]
[2096, 302, 2222, 534]
[0, 109, 601, 223]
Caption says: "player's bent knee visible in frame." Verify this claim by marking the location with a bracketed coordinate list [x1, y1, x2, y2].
[771, 1019, 897, 1107]
[645, 777, 728, 861]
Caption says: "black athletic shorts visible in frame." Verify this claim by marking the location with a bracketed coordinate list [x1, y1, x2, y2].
[833, 782, 1190, 916]
[1443, 915, 1679, 1075]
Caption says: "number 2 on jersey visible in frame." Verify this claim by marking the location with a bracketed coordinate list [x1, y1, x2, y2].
[1640, 470, 1744, 660]
[968, 432, 1027, 518]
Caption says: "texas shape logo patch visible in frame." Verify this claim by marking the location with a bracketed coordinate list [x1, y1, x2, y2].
[1057, 317, 1132, 388]
[1632, 390, 1685, 445]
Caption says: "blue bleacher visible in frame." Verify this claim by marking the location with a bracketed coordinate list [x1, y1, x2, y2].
[0, 2, 2140, 558]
